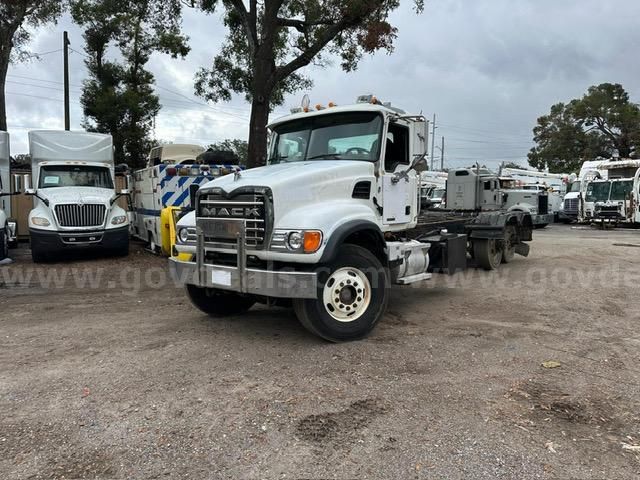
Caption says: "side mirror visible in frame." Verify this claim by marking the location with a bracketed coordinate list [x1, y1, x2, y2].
[120, 189, 130, 195]
[411, 156, 428, 173]
[13, 175, 23, 194]
[24, 174, 32, 192]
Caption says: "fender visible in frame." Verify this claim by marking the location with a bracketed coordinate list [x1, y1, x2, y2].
[319, 220, 386, 264]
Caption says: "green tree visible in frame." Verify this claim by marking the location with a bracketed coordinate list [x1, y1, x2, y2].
[0, 1, 64, 131]
[528, 83, 640, 173]
[191, 0, 424, 168]
[71, 0, 189, 168]
[208, 138, 248, 165]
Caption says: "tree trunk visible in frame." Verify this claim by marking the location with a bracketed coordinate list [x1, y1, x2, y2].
[0, 48, 10, 132]
[247, 94, 271, 168]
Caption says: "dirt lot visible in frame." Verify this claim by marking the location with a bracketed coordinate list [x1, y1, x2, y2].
[1, 225, 640, 479]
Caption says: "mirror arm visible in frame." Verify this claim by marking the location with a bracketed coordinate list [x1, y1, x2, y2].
[110, 192, 131, 206]
[26, 191, 49, 206]
[391, 152, 428, 184]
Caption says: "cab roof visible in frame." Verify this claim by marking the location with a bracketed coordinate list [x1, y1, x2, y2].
[268, 102, 410, 129]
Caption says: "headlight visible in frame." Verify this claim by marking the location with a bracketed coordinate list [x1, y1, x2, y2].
[275, 230, 323, 253]
[32, 217, 50, 227]
[178, 227, 190, 243]
[111, 215, 127, 225]
[287, 231, 304, 250]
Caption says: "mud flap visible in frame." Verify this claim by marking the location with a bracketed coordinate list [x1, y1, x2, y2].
[515, 242, 530, 257]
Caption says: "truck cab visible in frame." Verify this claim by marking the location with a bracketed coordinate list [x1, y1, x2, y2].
[26, 130, 129, 262]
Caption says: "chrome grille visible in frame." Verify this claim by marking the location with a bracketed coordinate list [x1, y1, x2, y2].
[564, 197, 579, 214]
[55, 204, 106, 227]
[198, 191, 267, 248]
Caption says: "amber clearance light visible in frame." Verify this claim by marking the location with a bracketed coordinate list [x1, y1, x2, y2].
[303, 231, 323, 253]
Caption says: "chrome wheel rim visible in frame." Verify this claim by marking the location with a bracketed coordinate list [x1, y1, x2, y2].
[322, 267, 371, 322]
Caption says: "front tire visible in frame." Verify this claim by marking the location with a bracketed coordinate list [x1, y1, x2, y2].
[185, 284, 255, 317]
[0, 228, 8, 261]
[292, 244, 390, 342]
[31, 244, 48, 263]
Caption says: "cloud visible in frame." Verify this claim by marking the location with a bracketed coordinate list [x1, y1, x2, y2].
[5, 0, 640, 170]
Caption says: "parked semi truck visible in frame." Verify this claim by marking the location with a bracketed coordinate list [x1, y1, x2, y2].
[170, 96, 533, 342]
[25, 130, 130, 262]
[584, 159, 640, 225]
[0, 131, 19, 260]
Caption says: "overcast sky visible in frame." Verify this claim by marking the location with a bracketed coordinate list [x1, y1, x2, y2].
[6, 0, 640, 169]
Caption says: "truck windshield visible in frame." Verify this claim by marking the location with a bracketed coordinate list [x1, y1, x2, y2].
[585, 181, 610, 202]
[269, 112, 382, 164]
[567, 181, 581, 193]
[39, 165, 114, 189]
[610, 180, 633, 200]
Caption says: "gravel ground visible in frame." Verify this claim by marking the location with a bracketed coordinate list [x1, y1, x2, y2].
[1, 225, 640, 479]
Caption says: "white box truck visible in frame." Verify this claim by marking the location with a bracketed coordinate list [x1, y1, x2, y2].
[0, 131, 19, 260]
[26, 130, 129, 262]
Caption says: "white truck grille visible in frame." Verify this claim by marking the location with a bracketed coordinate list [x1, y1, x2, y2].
[198, 191, 267, 248]
[55, 204, 106, 227]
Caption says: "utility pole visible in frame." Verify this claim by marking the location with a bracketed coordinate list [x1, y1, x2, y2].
[63, 31, 70, 130]
[440, 136, 445, 171]
[430, 113, 436, 170]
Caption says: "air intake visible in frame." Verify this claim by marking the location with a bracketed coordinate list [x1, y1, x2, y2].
[352, 181, 371, 199]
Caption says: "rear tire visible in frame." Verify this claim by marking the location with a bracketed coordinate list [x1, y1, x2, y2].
[185, 284, 255, 317]
[292, 244, 390, 342]
[473, 239, 502, 270]
[0, 228, 8, 261]
[501, 225, 516, 263]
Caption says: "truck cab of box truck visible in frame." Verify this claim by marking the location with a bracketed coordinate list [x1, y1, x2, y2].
[26, 130, 129, 262]
[171, 95, 432, 341]
[0, 131, 19, 260]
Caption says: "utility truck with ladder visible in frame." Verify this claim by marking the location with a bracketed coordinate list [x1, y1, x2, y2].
[170, 96, 533, 342]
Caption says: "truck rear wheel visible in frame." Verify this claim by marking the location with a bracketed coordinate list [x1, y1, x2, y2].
[473, 239, 502, 270]
[185, 284, 255, 317]
[502, 226, 516, 263]
[292, 244, 389, 342]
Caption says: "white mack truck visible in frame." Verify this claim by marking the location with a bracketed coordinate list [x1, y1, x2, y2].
[26, 130, 130, 262]
[170, 96, 533, 342]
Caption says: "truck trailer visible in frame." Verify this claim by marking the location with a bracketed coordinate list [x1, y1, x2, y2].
[170, 96, 534, 342]
[26, 130, 130, 262]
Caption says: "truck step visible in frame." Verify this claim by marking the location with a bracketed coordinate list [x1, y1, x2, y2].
[395, 272, 432, 285]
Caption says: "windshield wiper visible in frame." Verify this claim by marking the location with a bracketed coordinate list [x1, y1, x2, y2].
[268, 155, 288, 164]
[307, 153, 342, 160]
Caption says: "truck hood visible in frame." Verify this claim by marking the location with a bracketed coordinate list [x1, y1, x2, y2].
[201, 160, 375, 198]
[37, 187, 114, 205]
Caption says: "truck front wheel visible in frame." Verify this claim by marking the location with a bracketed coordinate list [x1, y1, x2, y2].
[0, 228, 8, 261]
[293, 244, 389, 342]
[185, 285, 255, 317]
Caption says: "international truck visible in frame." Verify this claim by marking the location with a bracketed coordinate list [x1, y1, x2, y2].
[25, 130, 129, 262]
[559, 160, 603, 222]
[0, 131, 19, 260]
[170, 96, 533, 342]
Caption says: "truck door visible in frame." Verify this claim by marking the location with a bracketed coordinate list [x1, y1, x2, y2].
[635, 168, 640, 223]
[381, 119, 416, 225]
